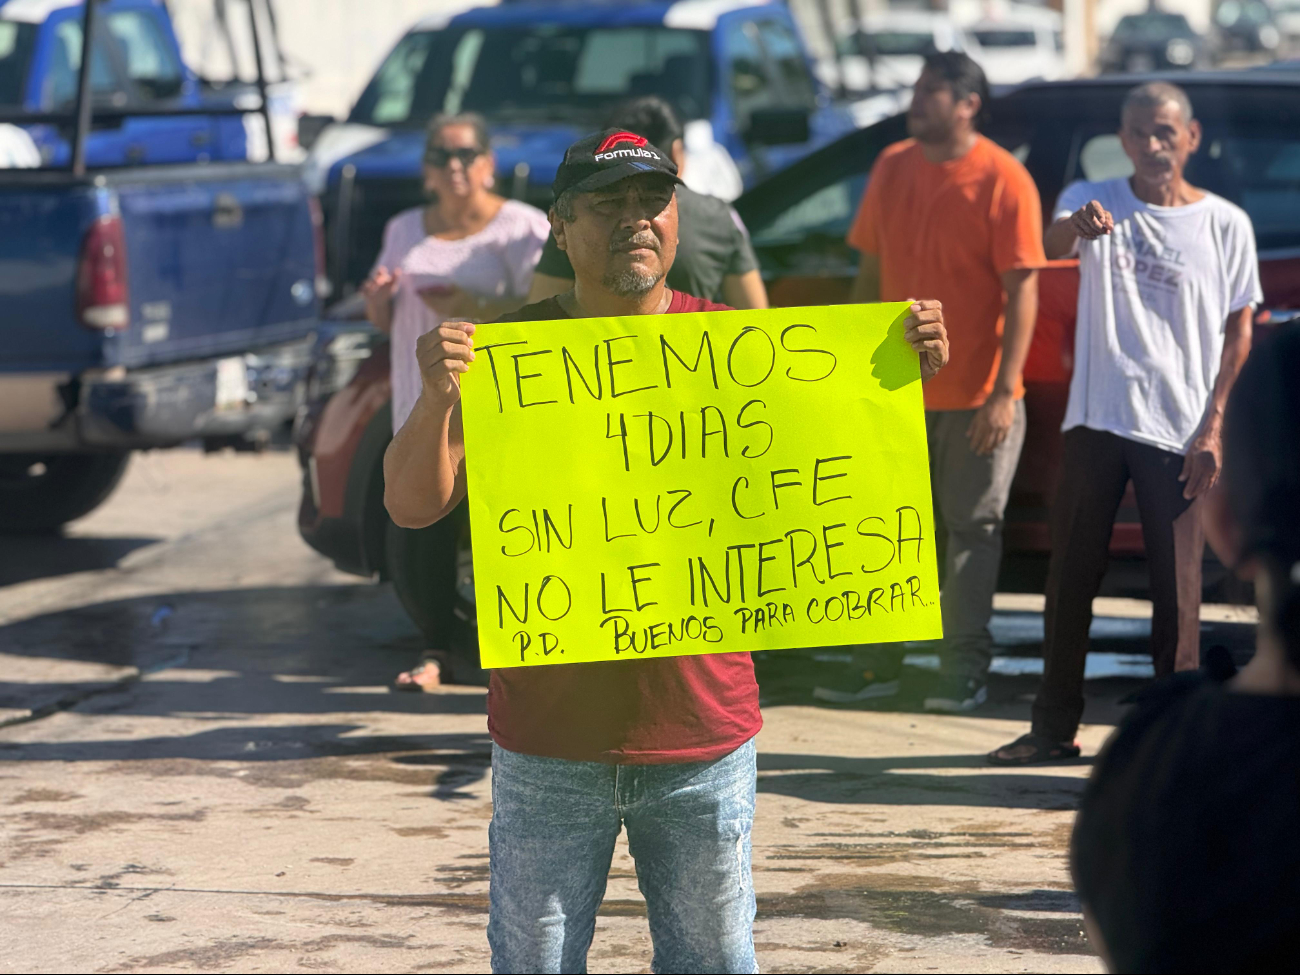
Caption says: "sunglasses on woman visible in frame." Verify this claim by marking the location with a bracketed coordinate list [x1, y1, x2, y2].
[424, 146, 484, 168]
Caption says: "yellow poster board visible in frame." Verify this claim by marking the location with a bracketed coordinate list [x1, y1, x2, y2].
[459, 302, 942, 669]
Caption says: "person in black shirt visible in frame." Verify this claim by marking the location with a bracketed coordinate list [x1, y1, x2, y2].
[526, 97, 768, 309]
[1071, 325, 1300, 973]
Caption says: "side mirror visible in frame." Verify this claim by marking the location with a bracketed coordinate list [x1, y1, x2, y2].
[745, 107, 811, 147]
[297, 114, 336, 152]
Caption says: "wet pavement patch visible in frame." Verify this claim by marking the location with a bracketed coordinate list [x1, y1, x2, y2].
[976, 888, 1082, 913]
[231, 876, 1090, 957]
[5, 809, 207, 860]
[758, 875, 1091, 955]
[390, 825, 450, 839]
[755, 768, 1087, 810]
[6, 788, 82, 804]
[434, 857, 490, 889]
[15, 809, 205, 836]
[101, 934, 417, 974]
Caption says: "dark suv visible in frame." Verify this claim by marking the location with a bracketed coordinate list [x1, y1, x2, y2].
[1100, 13, 1210, 73]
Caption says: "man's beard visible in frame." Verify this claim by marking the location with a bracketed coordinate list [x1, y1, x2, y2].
[603, 230, 664, 297]
[602, 265, 662, 297]
[907, 111, 955, 146]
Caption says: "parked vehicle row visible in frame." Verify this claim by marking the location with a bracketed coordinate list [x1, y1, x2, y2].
[1100, 2, 1293, 76]
[1101, 12, 1214, 72]
[830, 4, 1064, 94]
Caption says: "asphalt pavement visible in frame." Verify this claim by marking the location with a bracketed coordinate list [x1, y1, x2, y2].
[0, 450, 1256, 973]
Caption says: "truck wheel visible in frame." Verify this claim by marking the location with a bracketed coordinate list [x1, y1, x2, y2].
[0, 452, 131, 534]
[385, 501, 483, 685]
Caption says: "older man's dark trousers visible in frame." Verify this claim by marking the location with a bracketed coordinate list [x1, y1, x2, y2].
[1032, 426, 1202, 742]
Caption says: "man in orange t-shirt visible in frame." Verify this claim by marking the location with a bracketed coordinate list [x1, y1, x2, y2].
[841, 52, 1045, 712]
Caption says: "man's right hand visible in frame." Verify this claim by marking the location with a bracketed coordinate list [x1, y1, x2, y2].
[1069, 201, 1114, 240]
[416, 320, 476, 412]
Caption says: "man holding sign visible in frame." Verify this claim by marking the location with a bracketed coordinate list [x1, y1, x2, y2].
[384, 129, 949, 974]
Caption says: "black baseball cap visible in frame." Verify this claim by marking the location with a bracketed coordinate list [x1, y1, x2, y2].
[552, 127, 682, 199]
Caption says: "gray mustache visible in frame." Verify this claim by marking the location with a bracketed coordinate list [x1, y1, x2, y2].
[611, 231, 660, 253]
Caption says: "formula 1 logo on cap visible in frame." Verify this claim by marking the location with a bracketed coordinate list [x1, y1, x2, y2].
[595, 131, 648, 153]
[594, 131, 660, 163]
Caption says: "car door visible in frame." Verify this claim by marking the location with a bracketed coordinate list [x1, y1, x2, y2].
[715, 12, 783, 187]
[750, 17, 825, 173]
[716, 12, 847, 186]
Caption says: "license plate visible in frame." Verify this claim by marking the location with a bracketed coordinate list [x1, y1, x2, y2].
[215, 356, 250, 411]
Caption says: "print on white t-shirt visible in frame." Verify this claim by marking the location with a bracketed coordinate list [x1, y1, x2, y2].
[1055, 177, 1262, 454]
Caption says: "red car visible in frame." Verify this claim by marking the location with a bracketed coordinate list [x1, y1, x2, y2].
[296, 73, 1300, 660]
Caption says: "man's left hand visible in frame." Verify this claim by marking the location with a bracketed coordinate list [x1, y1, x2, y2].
[1180, 421, 1223, 499]
[904, 299, 948, 382]
[967, 391, 1017, 457]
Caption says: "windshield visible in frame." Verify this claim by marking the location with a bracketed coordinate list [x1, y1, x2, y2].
[106, 9, 184, 100]
[351, 25, 712, 128]
[1114, 14, 1195, 39]
[0, 20, 38, 109]
[971, 29, 1038, 48]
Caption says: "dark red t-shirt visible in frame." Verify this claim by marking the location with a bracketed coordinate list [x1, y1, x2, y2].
[482, 290, 762, 764]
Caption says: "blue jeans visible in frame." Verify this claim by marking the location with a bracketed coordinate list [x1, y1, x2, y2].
[487, 739, 758, 974]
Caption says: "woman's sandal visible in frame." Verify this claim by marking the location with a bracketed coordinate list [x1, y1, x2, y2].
[391, 653, 447, 693]
[987, 733, 1082, 766]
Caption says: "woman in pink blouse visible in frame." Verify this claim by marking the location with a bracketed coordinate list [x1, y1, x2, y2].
[362, 113, 549, 689]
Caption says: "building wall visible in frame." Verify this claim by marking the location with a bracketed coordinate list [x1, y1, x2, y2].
[170, 0, 491, 119]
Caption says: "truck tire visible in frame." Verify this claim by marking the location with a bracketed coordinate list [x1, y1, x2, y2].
[385, 501, 484, 684]
[0, 452, 131, 534]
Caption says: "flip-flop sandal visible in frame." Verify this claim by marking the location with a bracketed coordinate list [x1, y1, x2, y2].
[390, 659, 442, 693]
[988, 733, 1081, 766]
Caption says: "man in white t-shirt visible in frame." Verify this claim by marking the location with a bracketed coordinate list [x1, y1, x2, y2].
[990, 82, 1262, 766]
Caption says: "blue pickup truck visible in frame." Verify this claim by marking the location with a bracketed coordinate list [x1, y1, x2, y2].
[0, 0, 324, 532]
[312, 0, 856, 296]
[0, 0, 251, 166]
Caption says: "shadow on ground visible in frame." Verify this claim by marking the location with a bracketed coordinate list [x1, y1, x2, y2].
[0, 534, 159, 587]
[0, 584, 491, 799]
[756, 751, 1091, 809]
[2, 576, 1247, 814]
